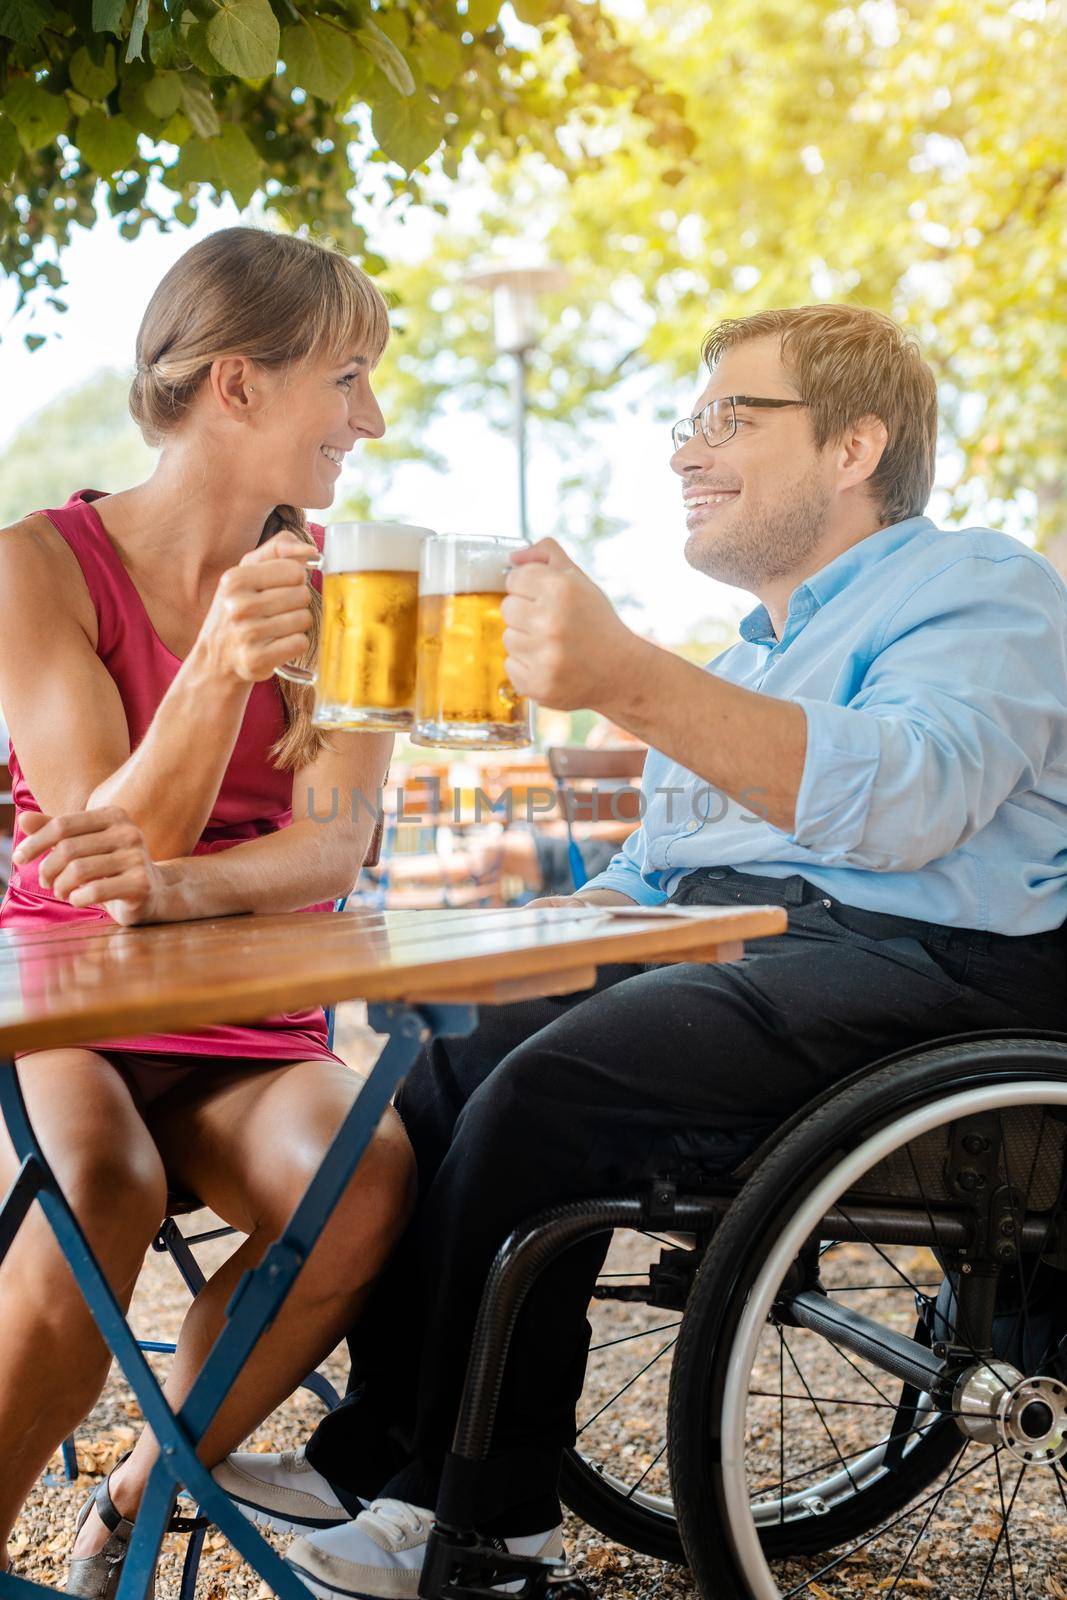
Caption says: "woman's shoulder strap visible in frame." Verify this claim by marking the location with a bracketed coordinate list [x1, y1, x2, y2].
[28, 490, 124, 656]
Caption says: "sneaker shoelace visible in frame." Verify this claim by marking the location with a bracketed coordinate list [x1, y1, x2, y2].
[360, 1499, 436, 1552]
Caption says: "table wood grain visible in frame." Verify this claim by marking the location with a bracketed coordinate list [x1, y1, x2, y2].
[0, 903, 787, 1055]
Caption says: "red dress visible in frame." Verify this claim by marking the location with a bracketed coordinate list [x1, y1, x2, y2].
[0, 489, 344, 1066]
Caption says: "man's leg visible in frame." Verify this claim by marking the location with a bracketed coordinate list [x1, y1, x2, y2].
[217, 964, 642, 1523]
[369, 898, 1053, 1537]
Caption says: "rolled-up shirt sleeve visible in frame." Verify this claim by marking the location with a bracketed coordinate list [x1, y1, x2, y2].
[783, 555, 1067, 872]
[580, 827, 668, 905]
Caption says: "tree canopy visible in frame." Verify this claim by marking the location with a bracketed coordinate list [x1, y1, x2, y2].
[0, 0, 693, 330]
[364, 0, 1067, 542]
[3, 0, 1065, 545]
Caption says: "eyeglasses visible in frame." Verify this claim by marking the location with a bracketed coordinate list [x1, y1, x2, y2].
[671, 395, 807, 453]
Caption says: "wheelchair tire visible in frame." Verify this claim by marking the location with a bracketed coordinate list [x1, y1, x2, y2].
[667, 1036, 1067, 1600]
[558, 1447, 684, 1562]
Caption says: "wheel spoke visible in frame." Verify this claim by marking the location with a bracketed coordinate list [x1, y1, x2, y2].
[974, 1456, 1025, 1600]
[827, 1281, 943, 1293]
[760, 1417, 940, 1497]
[577, 1336, 676, 1435]
[1053, 1460, 1067, 1518]
[780, 1333, 860, 1492]
[588, 1319, 681, 1354]
[780, 1444, 993, 1600]
[779, 1328, 785, 1526]
[884, 1440, 974, 1599]
[624, 1440, 668, 1500]
[749, 1390, 915, 1410]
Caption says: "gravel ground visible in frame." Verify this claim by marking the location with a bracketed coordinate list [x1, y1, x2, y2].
[8, 1005, 1066, 1597]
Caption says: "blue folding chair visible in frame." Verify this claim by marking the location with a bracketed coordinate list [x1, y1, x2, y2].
[53, 817, 384, 1596]
[545, 745, 647, 890]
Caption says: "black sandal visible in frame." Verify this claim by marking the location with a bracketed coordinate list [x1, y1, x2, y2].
[66, 1457, 140, 1599]
[66, 1448, 207, 1597]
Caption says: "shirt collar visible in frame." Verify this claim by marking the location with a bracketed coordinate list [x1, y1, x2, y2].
[738, 515, 936, 647]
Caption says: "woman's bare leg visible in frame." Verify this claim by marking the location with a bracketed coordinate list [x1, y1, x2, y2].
[73, 1057, 414, 1556]
[0, 1050, 167, 1567]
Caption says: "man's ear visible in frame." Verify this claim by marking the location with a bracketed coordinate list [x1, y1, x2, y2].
[207, 355, 260, 422]
[836, 413, 889, 493]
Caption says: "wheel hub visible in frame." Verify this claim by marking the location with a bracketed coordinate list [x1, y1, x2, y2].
[952, 1362, 1067, 1463]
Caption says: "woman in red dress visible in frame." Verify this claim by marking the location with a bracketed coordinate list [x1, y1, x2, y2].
[0, 227, 413, 1591]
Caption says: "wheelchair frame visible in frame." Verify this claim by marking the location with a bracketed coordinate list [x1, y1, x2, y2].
[419, 1030, 1067, 1600]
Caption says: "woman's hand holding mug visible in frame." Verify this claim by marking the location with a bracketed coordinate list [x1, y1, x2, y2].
[196, 533, 318, 684]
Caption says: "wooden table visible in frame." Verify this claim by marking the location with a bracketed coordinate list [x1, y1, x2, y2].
[0, 901, 786, 1599]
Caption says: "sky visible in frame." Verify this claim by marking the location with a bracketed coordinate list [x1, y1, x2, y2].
[0, 192, 991, 647]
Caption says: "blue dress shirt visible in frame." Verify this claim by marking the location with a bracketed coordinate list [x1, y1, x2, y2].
[583, 516, 1067, 934]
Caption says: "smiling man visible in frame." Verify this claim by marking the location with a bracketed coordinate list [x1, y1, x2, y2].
[215, 305, 1067, 1599]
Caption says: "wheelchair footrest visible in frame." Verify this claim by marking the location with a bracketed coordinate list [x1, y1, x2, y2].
[419, 1525, 593, 1600]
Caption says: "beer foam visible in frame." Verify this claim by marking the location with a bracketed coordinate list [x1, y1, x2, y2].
[324, 522, 433, 574]
[420, 537, 521, 596]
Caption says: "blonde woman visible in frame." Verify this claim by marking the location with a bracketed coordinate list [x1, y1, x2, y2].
[0, 227, 414, 1594]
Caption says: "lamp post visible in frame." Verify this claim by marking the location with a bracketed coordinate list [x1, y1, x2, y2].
[464, 263, 571, 542]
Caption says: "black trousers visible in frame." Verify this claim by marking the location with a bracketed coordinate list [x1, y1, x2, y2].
[306, 868, 1067, 1533]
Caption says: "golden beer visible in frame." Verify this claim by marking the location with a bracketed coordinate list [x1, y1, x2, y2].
[411, 535, 533, 750]
[275, 522, 433, 730]
[318, 569, 419, 725]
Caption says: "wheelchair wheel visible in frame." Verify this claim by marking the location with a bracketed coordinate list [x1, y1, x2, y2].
[559, 1230, 687, 1561]
[668, 1037, 1067, 1599]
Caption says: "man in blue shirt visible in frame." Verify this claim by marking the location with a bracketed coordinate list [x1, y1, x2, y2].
[219, 306, 1067, 1598]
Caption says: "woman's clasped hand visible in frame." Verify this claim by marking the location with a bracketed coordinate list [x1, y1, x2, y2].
[12, 807, 170, 926]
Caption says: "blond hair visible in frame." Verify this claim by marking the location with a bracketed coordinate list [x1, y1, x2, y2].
[702, 306, 938, 527]
[129, 226, 390, 771]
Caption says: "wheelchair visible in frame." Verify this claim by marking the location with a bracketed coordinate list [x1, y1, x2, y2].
[422, 1030, 1067, 1600]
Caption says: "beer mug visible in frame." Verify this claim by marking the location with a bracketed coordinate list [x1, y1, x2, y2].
[275, 521, 433, 729]
[411, 533, 534, 750]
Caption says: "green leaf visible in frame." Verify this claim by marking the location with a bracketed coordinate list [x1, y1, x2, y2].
[511, 0, 554, 22]
[75, 107, 138, 174]
[206, 0, 279, 81]
[160, 109, 191, 144]
[91, 0, 125, 33]
[24, 333, 46, 352]
[416, 27, 462, 92]
[372, 92, 444, 172]
[143, 71, 182, 119]
[281, 18, 354, 104]
[375, 12, 409, 48]
[0, 0, 50, 47]
[0, 114, 19, 182]
[69, 43, 118, 100]
[179, 72, 220, 137]
[357, 21, 415, 97]
[183, 21, 225, 76]
[5, 80, 68, 152]
[465, 0, 501, 30]
[337, 47, 374, 108]
[148, 22, 182, 69]
[167, 124, 262, 207]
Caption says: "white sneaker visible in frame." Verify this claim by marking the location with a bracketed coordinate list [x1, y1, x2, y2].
[287, 1497, 564, 1600]
[211, 1445, 355, 1534]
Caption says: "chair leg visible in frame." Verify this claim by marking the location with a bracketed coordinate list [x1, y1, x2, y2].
[300, 1367, 343, 1412]
[42, 1432, 80, 1485]
[178, 1521, 207, 1600]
